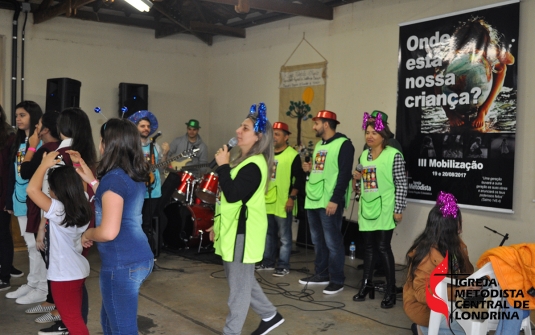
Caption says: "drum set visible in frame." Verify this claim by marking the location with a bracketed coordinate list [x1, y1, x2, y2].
[164, 170, 219, 252]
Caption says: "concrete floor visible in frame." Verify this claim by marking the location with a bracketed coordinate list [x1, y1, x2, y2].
[1, 245, 415, 335]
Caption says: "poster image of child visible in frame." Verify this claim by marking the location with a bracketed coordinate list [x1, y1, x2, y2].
[489, 135, 514, 159]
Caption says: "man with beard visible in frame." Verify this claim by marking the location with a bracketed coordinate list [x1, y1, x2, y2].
[164, 119, 208, 176]
[129, 110, 165, 256]
[257, 122, 304, 276]
[300, 110, 354, 294]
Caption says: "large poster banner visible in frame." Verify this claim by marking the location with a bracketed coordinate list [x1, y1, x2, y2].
[396, 1, 519, 213]
[279, 61, 326, 156]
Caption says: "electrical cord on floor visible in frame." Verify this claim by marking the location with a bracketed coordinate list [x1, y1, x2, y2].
[252, 270, 411, 332]
[210, 269, 226, 279]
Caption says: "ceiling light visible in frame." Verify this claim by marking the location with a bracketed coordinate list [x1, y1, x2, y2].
[292, 1, 303, 4]
[124, 0, 152, 12]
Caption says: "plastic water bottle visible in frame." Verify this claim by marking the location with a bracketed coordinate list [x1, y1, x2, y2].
[349, 242, 356, 259]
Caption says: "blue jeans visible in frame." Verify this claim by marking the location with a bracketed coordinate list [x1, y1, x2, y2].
[307, 206, 345, 285]
[100, 259, 154, 335]
[263, 214, 292, 269]
[494, 300, 530, 335]
[420, 315, 465, 335]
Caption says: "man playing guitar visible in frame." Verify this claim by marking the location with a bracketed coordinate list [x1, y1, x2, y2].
[128, 110, 165, 257]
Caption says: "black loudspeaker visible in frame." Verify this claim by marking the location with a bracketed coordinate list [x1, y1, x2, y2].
[45, 78, 81, 112]
[118, 83, 148, 118]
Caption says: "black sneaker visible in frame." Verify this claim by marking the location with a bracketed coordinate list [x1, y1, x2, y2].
[38, 322, 69, 335]
[10, 266, 24, 278]
[0, 280, 11, 291]
[298, 274, 329, 285]
[251, 312, 284, 335]
[323, 282, 344, 294]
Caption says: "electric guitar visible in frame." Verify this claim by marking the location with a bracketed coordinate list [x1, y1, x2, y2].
[148, 148, 199, 185]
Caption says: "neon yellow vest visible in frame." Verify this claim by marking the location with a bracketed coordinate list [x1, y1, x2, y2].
[265, 146, 298, 218]
[214, 154, 267, 263]
[305, 137, 351, 209]
[358, 147, 401, 231]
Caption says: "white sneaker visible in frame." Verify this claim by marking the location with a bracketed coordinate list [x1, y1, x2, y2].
[6, 284, 33, 299]
[16, 288, 47, 304]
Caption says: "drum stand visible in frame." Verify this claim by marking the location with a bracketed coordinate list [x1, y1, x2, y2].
[185, 178, 197, 206]
[197, 230, 204, 253]
[186, 178, 205, 253]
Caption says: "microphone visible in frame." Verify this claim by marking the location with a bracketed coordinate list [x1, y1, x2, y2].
[210, 137, 238, 169]
[355, 164, 363, 200]
[151, 131, 162, 142]
[304, 156, 311, 181]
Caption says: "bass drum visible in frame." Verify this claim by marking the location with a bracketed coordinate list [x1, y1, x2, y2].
[184, 204, 214, 247]
[162, 201, 187, 250]
[162, 202, 214, 249]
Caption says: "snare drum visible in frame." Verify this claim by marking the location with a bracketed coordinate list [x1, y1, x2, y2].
[195, 172, 219, 204]
[172, 171, 195, 202]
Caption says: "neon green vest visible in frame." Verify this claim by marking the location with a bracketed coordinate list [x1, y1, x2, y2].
[214, 154, 268, 263]
[305, 137, 351, 209]
[358, 147, 401, 231]
[265, 146, 298, 218]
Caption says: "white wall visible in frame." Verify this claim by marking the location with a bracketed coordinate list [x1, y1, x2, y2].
[0, 10, 210, 146]
[206, 0, 535, 264]
[1, 0, 534, 265]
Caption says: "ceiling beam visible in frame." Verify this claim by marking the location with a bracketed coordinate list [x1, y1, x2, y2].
[227, 12, 292, 28]
[72, 10, 165, 30]
[190, 21, 245, 38]
[152, 2, 213, 46]
[199, 0, 333, 20]
[155, 24, 187, 39]
[34, 0, 96, 24]
[192, 0, 208, 22]
[37, 0, 54, 12]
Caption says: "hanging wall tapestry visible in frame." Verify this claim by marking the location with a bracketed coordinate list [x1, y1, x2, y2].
[279, 36, 327, 157]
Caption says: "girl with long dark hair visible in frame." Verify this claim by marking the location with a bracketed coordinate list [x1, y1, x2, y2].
[5, 101, 47, 304]
[403, 192, 472, 335]
[404, 193, 529, 335]
[19, 111, 62, 320]
[56, 108, 97, 170]
[75, 118, 153, 335]
[27, 152, 92, 335]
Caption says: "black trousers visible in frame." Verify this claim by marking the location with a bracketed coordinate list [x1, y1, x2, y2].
[0, 210, 14, 283]
[361, 229, 396, 293]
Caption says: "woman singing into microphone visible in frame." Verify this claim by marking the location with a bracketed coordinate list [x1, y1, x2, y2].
[208, 103, 285, 335]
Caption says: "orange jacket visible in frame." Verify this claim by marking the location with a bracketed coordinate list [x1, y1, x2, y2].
[477, 243, 535, 310]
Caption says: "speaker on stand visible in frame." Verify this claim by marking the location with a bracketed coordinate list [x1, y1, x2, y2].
[118, 83, 148, 118]
[45, 78, 81, 112]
